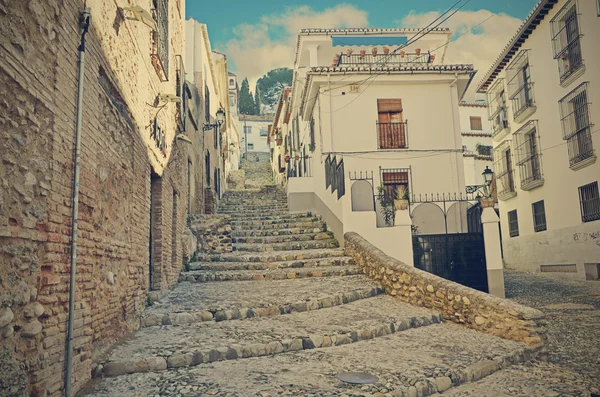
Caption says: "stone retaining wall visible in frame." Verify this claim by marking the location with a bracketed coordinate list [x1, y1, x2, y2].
[344, 232, 547, 348]
[190, 215, 232, 254]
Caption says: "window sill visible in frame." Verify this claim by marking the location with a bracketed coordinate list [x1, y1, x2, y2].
[492, 126, 511, 142]
[498, 191, 517, 201]
[521, 178, 544, 191]
[570, 154, 597, 171]
[513, 105, 537, 124]
[560, 64, 585, 88]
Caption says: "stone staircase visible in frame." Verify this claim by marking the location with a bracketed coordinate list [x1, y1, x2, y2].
[84, 164, 581, 396]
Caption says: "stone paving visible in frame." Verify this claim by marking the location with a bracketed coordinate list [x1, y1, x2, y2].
[80, 163, 596, 396]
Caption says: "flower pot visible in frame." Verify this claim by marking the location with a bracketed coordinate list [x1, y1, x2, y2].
[394, 199, 409, 211]
[430, 54, 436, 61]
[399, 50, 406, 57]
[360, 50, 366, 56]
[346, 49, 353, 56]
[480, 197, 495, 208]
[294, 155, 300, 161]
[284, 155, 290, 162]
[304, 155, 309, 159]
[372, 48, 377, 56]
[415, 48, 421, 55]
[383, 47, 390, 54]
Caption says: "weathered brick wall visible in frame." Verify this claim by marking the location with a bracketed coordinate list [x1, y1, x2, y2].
[0, 1, 189, 395]
[344, 232, 547, 348]
[189, 214, 232, 254]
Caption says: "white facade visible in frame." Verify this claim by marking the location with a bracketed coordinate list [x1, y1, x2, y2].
[282, 27, 474, 264]
[459, 101, 494, 187]
[476, 0, 600, 279]
[271, 87, 292, 186]
[241, 116, 271, 154]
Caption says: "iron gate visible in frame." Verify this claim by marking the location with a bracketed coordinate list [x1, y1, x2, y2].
[412, 233, 488, 292]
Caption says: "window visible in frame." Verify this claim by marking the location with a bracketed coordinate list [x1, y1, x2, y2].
[508, 210, 519, 237]
[476, 143, 492, 156]
[309, 117, 315, 152]
[514, 121, 543, 188]
[229, 79, 234, 86]
[559, 82, 594, 167]
[493, 143, 516, 199]
[204, 84, 210, 123]
[377, 99, 407, 149]
[381, 170, 409, 202]
[579, 182, 600, 222]
[551, 0, 583, 83]
[507, 50, 535, 119]
[244, 125, 251, 135]
[487, 79, 509, 136]
[205, 151, 211, 186]
[532, 200, 547, 232]
[260, 128, 268, 137]
[247, 143, 254, 150]
[151, 0, 169, 79]
[470, 116, 483, 131]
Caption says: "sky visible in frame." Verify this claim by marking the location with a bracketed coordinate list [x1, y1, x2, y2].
[186, 0, 538, 96]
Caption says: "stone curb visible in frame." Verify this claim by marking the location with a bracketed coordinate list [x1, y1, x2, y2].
[179, 266, 361, 283]
[140, 287, 384, 328]
[188, 256, 354, 271]
[99, 313, 443, 378]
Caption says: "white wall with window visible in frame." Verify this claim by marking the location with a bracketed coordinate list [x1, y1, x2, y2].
[459, 102, 494, 187]
[240, 116, 271, 155]
[476, 0, 600, 279]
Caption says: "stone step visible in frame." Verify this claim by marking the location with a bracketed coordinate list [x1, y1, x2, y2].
[231, 226, 325, 237]
[89, 322, 542, 395]
[232, 231, 332, 244]
[233, 239, 339, 252]
[195, 248, 346, 263]
[96, 295, 446, 378]
[217, 204, 289, 211]
[224, 213, 308, 222]
[188, 256, 354, 271]
[140, 283, 381, 328]
[180, 265, 360, 283]
[231, 220, 325, 230]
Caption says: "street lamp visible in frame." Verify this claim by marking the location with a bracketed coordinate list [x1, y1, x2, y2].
[465, 166, 495, 197]
[203, 108, 226, 131]
[482, 166, 493, 186]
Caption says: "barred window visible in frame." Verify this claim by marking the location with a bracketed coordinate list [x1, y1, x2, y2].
[550, 0, 583, 83]
[381, 170, 409, 202]
[514, 121, 543, 188]
[532, 200, 547, 232]
[579, 182, 600, 222]
[309, 117, 316, 151]
[205, 84, 210, 123]
[493, 143, 516, 199]
[507, 50, 535, 118]
[508, 210, 519, 237]
[559, 82, 594, 166]
[151, 0, 169, 80]
[487, 78, 509, 136]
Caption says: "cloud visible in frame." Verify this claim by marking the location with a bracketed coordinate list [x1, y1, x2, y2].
[399, 10, 522, 99]
[218, 5, 368, 90]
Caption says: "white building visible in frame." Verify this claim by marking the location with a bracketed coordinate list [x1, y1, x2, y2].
[283, 27, 475, 267]
[459, 101, 494, 187]
[241, 115, 272, 155]
[271, 87, 292, 186]
[476, 0, 600, 280]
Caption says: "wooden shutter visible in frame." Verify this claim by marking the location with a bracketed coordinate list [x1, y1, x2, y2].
[470, 116, 483, 130]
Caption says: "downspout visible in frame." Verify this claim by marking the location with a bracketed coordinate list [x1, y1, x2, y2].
[448, 72, 464, 232]
[328, 73, 333, 153]
[65, 6, 90, 397]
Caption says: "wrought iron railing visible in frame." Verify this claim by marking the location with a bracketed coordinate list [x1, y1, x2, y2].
[510, 82, 535, 118]
[567, 128, 594, 166]
[151, 0, 169, 81]
[579, 182, 600, 222]
[337, 51, 431, 66]
[377, 121, 407, 149]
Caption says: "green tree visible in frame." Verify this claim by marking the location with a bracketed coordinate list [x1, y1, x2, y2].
[256, 67, 293, 109]
[254, 86, 262, 115]
[238, 78, 256, 115]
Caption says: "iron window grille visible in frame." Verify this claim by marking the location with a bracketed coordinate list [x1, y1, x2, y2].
[506, 50, 535, 118]
[559, 82, 594, 166]
[493, 143, 516, 198]
[204, 84, 211, 123]
[486, 78, 509, 136]
[579, 181, 600, 222]
[514, 121, 543, 187]
[532, 200, 547, 232]
[380, 169, 410, 202]
[508, 210, 519, 237]
[151, 0, 169, 81]
[550, 0, 583, 84]
[309, 117, 316, 152]
[205, 151, 211, 186]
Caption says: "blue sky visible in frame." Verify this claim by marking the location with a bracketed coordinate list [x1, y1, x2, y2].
[186, 1, 538, 95]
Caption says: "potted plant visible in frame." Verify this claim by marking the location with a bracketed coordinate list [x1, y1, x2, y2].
[284, 155, 290, 162]
[372, 47, 378, 56]
[360, 49, 366, 57]
[383, 47, 390, 54]
[304, 154, 309, 159]
[430, 54, 436, 62]
[346, 48, 353, 56]
[399, 50, 406, 57]
[415, 48, 421, 55]
[294, 155, 300, 161]
[377, 185, 395, 227]
[394, 185, 409, 211]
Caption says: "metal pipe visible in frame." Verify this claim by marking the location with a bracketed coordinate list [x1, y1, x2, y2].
[65, 7, 90, 397]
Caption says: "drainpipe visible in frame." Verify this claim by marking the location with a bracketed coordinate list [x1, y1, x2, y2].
[327, 73, 333, 153]
[448, 72, 464, 232]
[65, 7, 90, 397]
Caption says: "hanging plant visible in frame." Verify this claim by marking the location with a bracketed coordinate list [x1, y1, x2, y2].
[376, 185, 395, 227]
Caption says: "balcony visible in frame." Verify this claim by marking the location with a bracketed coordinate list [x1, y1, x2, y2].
[377, 121, 408, 149]
[510, 83, 536, 123]
[337, 51, 432, 67]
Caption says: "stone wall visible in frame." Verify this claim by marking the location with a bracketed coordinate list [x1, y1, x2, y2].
[189, 215, 232, 254]
[227, 170, 245, 190]
[344, 232, 547, 348]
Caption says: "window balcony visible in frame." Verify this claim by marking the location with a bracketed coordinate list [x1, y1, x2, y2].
[510, 83, 536, 123]
[377, 121, 408, 149]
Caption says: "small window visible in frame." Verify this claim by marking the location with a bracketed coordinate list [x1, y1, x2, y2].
[260, 128, 268, 137]
[470, 116, 483, 130]
[229, 79, 234, 85]
[244, 126, 252, 135]
[247, 143, 254, 150]
[532, 200, 547, 232]
[579, 181, 600, 222]
[381, 170, 409, 202]
[508, 210, 519, 237]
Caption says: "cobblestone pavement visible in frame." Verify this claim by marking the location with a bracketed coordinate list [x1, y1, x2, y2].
[504, 269, 600, 395]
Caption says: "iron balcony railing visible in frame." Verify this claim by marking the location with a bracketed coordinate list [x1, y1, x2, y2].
[510, 82, 535, 118]
[336, 51, 431, 66]
[567, 128, 594, 166]
[377, 121, 408, 149]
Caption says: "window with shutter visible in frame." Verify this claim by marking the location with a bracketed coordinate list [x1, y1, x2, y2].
[377, 99, 407, 148]
[470, 116, 483, 130]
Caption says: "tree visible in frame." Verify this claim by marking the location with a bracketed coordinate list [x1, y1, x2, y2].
[256, 67, 293, 110]
[254, 86, 262, 115]
[238, 78, 256, 115]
